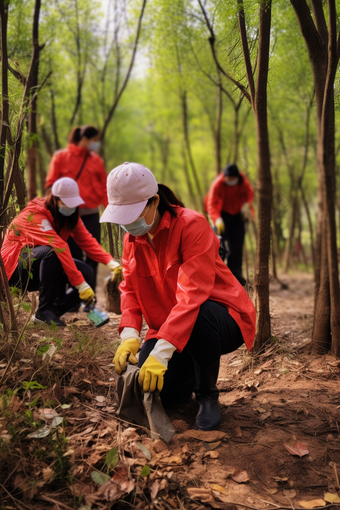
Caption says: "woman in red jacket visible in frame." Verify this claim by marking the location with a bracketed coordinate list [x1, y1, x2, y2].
[2, 178, 120, 326]
[205, 163, 254, 286]
[101, 162, 256, 431]
[45, 125, 108, 290]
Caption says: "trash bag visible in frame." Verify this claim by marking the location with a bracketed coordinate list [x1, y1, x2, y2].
[115, 365, 175, 443]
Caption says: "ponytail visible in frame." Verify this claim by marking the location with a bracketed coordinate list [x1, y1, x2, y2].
[68, 125, 100, 145]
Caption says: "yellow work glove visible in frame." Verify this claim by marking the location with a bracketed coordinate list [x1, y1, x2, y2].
[215, 217, 225, 236]
[139, 355, 167, 392]
[107, 259, 123, 283]
[112, 265, 123, 283]
[113, 338, 139, 375]
[75, 282, 95, 305]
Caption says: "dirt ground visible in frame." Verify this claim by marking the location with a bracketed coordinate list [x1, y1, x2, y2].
[1, 270, 340, 510]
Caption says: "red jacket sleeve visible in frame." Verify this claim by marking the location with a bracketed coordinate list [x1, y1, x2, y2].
[206, 176, 224, 223]
[71, 219, 112, 264]
[118, 237, 143, 335]
[157, 215, 219, 351]
[10, 209, 87, 286]
[45, 152, 62, 188]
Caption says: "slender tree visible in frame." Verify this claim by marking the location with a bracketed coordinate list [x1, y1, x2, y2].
[290, 0, 340, 355]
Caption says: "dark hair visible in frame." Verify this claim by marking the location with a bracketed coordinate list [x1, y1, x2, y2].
[146, 183, 184, 218]
[45, 193, 80, 234]
[68, 125, 100, 145]
[223, 163, 242, 184]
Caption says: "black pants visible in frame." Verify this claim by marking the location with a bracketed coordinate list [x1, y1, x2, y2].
[138, 300, 244, 404]
[221, 211, 245, 283]
[9, 245, 95, 315]
[67, 212, 100, 288]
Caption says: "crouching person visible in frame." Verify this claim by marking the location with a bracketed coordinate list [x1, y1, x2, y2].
[101, 162, 256, 431]
[1, 177, 121, 326]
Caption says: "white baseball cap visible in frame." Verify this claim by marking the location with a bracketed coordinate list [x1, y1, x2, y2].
[51, 177, 85, 208]
[100, 162, 158, 224]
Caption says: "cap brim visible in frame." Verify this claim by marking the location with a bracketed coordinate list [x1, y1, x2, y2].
[100, 200, 147, 224]
[62, 196, 85, 208]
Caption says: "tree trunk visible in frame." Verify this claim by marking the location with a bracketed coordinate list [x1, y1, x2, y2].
[252, 0, 273, 351]
[26, 0, 42, 202]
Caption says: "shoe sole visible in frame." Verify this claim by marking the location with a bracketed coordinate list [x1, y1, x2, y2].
[33, 316, 65, 327]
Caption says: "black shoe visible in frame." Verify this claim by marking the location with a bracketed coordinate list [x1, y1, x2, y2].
[34, 309, 66, 327]
[194, 360, 221, 431]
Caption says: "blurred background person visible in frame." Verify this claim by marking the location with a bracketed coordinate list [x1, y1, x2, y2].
[205, 163, 254, 286]
[45, 125, 108, 295]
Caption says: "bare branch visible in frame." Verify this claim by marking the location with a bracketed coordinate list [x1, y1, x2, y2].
[237, 0, 255, 106]
[197, 0, 251, 103]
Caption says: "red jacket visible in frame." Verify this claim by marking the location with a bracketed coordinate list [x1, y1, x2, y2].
[119, 208, 255, 352]
[1, 198, 112, 286]
[45, 144, 109, 209]
[205, 173, 254, 222]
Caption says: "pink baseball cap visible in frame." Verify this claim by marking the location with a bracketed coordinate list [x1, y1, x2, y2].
[100, 162, 158, 224]
[51, 177, 85, 208]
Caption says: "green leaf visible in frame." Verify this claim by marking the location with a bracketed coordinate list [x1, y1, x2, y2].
[141, 465, 150, 477]
[91, 471, 111, 486]
[27, 213, 33, 222]
[37, 345, 50, 356]
[136, 442, 151, 460]
[106, 447, 119, 469]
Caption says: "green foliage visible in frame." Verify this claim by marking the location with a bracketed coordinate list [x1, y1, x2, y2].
[105, 447, 119, 470]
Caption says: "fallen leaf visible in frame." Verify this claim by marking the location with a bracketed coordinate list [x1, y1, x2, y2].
[27, 425, 51, 438]
[150, 480, 160, 500]
[284, 441, 309, 457]
[51, 416, 63, 428]
[42, 408, 59, 419]
[95, 396, 106, 403]
[183, 430, 226, 442]
[284, 489, 297, 499]
[121, 427, 140, 442]
[42, 344, 57, 360]
[298, 500, 326, 509]
[160, 455, 182, 465]
[136, 442, 151, 460]
[273, 476, 289, 482]
[231, 469, 249, 483]
[324, 493, 340, 504]
[210, 484, 227, 494]
[187, 487, 214, 503]
[203, 451, 219, 459]
[61, 404, 72, 409]
[42, 466, 55, 482]
[91, 471, 111, 486]
[207, 441, 221, 450]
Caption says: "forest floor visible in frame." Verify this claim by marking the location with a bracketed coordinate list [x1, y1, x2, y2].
[1, 270, 340, 510]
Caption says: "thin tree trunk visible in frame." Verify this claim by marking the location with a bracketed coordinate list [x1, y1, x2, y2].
[215, 78, 222, 174]
[26, 0, 42, 202]
[252, 1, 273, 351]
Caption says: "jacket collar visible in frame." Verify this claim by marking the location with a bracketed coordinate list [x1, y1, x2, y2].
[68, 143, 88, 157]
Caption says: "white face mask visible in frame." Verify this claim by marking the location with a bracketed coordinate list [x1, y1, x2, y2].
[225, 178, 239, 186]
[59, 204, 76, 216]
[121, 205, 157, 237]
[89, 141, 101, 153]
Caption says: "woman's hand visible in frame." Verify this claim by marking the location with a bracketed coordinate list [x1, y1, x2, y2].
[138, 339, 176, 392]
[107, 259, 123, 283]
[113, 338, 139, 374]
[76, 281, 95, 304]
